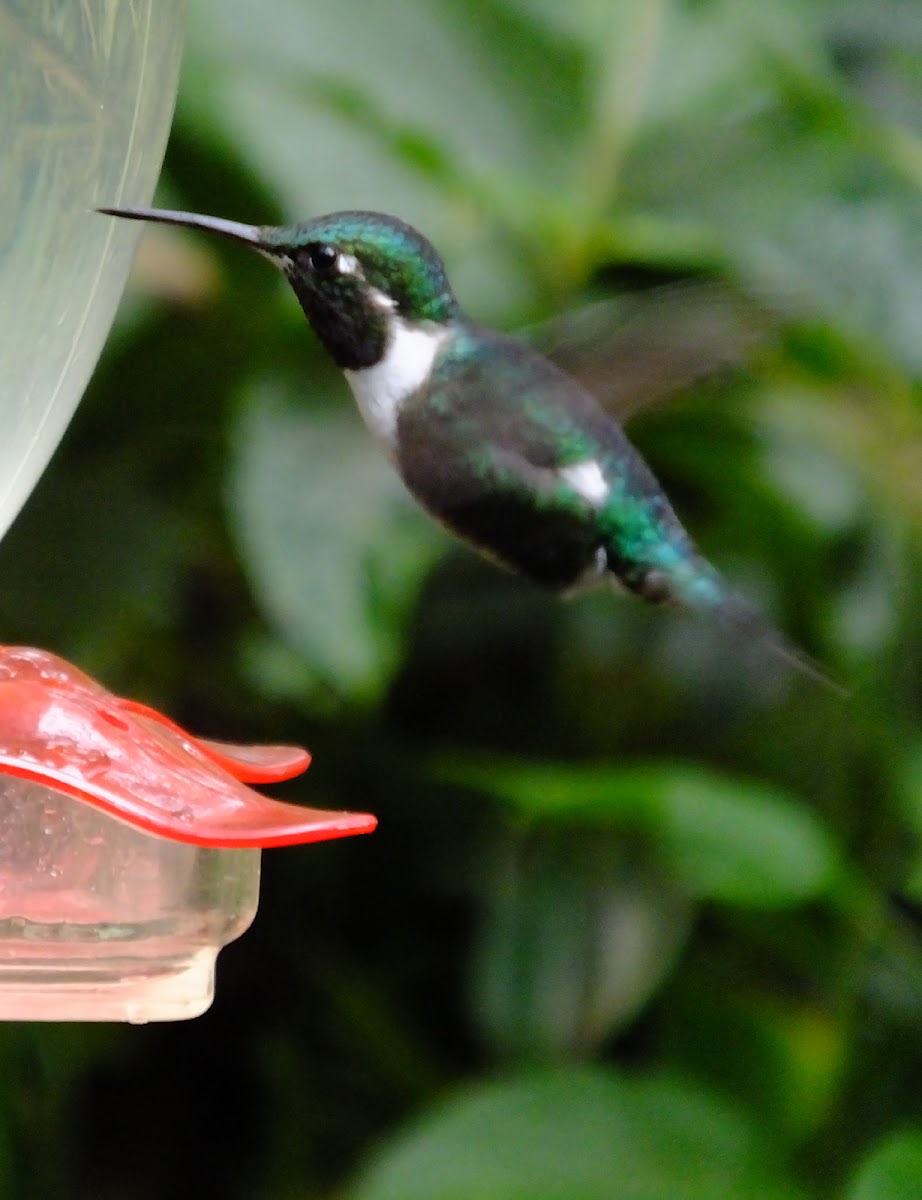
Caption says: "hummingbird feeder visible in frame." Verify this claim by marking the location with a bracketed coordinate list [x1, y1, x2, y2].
[1, 1, 378, 1025]
[0, 646, 376, 1023]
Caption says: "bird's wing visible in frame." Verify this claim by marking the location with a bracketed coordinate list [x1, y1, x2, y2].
[530, 280, 771, 422]
[426, 323, 635, 472]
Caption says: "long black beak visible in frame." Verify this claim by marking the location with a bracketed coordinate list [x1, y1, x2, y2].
[97, 205, 281, 257]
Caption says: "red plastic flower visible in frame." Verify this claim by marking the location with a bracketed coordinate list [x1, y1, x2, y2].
[0, 646, 376, 848]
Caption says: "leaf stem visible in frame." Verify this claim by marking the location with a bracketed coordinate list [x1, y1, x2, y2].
[581, 0, 663, 217]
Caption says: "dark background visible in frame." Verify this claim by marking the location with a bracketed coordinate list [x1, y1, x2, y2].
[4, 1, 922, 1196]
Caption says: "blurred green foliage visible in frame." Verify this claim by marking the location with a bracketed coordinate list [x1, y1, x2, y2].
[4, 0, 922, 1196]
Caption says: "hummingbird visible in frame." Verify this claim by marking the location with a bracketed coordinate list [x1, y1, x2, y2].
[99, 204, 828, 684]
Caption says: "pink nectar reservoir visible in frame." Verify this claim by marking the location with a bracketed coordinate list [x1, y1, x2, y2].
[0, 647, 376, 1023]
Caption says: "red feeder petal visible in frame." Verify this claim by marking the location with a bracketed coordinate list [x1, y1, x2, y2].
[0, 646, 376, 849]
[117, 699, 311, 782]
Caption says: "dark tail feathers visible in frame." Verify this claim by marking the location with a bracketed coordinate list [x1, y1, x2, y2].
[713, 589, 846, 696]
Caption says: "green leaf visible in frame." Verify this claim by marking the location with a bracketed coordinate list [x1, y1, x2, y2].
[661, 980, 848, 1144]
[844, 1130, 922, 1200]
[185, 0, 587, 187]
[441, 760, 841, 907]
[653, 765, 840, 907]
[643, 0, 831, 128]
[626, 80, 922, 376]
[472, 829, 691, 1058]
[229, 383, 441, 701]
[349, 1068, 802, 1200]
[181, 0, 591, 319]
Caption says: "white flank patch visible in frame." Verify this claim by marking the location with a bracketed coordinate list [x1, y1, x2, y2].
[345, 318, 448, 456]
[559, 459, 609, 508]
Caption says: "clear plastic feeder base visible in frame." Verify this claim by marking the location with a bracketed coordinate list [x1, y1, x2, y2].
[0, 780, 260, 1023]
[0, 644, 376, 1022]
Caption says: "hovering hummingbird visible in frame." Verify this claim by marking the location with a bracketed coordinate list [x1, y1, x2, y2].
[99, 204, 828, 684]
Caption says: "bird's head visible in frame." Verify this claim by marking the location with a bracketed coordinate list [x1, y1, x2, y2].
[99, 206, 458, 369]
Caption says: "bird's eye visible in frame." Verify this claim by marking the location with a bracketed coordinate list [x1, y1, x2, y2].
[307, 242, 338, 272]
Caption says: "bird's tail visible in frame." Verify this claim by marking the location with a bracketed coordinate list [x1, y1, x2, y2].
[664, 556, 844, 694]
[714, 588, 844, 694]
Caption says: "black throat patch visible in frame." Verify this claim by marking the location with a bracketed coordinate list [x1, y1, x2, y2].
[287, 269, 389, 370]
